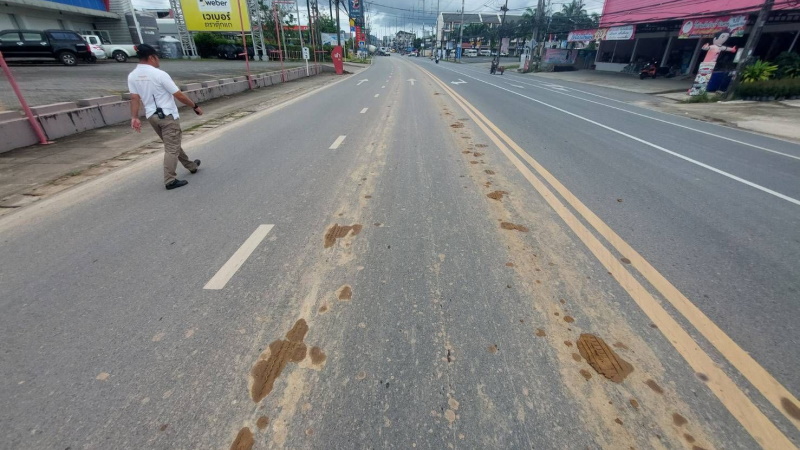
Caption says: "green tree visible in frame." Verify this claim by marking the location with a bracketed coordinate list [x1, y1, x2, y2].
[316, 14, 338, 33]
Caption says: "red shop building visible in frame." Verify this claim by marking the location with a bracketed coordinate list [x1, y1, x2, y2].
[593, 0, 800, 74]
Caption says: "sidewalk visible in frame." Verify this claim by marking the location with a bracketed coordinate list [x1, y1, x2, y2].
[528, 69, 800, 142]
[0, 70, 347, 214]
[532, 69, 693, 94]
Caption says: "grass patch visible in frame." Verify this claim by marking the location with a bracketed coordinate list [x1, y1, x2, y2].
[681, 92, 721, 104]
[501, 63, 520, 70]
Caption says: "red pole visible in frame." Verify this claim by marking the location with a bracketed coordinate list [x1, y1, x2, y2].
[0, 51, 51, 145]
[237, 0, 254, 89]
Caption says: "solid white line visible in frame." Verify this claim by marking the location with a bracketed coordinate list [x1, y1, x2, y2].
[360, 107, 368, 114]
[203, 225, 274, 290]
[442, 68, 800, 206]
[457, 65, 800, 161]
[329, 135, 346, 149]
[381, 85, 385, 88]
[374, 94, 380, 97]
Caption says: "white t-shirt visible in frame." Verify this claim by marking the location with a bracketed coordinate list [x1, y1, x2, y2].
[127, 64, 181, 119]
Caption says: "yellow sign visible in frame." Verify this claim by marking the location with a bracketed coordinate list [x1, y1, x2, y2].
[349, 18, 355, 27]
[180, 0, 251, 32]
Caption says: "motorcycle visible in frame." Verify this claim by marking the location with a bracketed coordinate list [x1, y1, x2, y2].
[639, 60, 658, 79]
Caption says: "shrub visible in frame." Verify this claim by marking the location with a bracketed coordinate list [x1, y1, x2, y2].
[681, 92, 720, 103]
[741, 59, 778, 82]
[735, 77, 800, 100]
[775, 51, 800, 79]
[193, 32, 233, 58]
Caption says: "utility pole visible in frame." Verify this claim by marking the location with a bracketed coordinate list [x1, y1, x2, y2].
[335, 0, 341, 46]
[493, 0, 509, 68]
[527, 0, 545, 71]
[436, 0, 440, 57]
[457, 0, 464, 61]
[726, 0, 774, 99]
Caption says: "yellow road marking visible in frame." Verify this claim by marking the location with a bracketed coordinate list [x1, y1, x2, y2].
[420, 65, 797, 449]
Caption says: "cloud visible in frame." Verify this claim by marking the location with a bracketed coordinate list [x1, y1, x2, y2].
[133, 0, 553, 38]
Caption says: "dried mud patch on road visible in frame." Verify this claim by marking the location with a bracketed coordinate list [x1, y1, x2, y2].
[336, 284, 353, 301]
[230, 427, 254, 450]
[250, 319, 309, 403]
[487, 190, 508, 201]
[576, 334, 633, 383]
[324, 224, 363, 248]
[500, 222, 528, 232]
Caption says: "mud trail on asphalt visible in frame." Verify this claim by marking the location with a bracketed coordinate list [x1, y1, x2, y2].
[435, 83, 717, 449]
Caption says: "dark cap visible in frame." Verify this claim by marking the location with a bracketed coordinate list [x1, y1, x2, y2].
[136, 44, 158, 59]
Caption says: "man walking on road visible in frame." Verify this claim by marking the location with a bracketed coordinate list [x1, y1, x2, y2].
[128, 44, 203, 190]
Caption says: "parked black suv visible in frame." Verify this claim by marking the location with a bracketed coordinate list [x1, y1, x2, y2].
[0, 29, 92, 66]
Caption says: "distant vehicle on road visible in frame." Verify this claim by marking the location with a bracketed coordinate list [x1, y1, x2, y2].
[81, 34, 137, 62]
[479, 49, 491, 56]
[0, 29, 92, 66]
[463, 49, 478, 57]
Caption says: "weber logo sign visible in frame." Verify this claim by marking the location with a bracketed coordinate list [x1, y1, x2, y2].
[181, 0, 249, 31]
[198, 0, 229, 12]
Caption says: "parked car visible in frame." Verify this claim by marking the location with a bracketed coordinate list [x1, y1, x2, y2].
[463, 49, 478, 57]
[88, 43, 107, 61]
[479, 49, 491, 56]
[217, 43, 255, 60]
[0, 29, 92, 65]
[81, 34, 137, 62]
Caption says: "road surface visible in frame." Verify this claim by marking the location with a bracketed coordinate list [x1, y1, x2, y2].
[1, 55, 799, 449]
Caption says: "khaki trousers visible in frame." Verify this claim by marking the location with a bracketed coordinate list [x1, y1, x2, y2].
[148, 115, 198, 184]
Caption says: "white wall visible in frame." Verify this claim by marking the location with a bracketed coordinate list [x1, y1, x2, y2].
[19, 14, 63, 30]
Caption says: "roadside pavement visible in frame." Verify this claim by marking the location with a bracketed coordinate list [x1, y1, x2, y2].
[0, 70, 349, 214]
[532, 69, 693, 94]
[528, 69, 800, 142]
[0, 59, 304, 112]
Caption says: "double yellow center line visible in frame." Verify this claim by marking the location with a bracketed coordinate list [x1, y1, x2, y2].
[418, 64, 799, 449]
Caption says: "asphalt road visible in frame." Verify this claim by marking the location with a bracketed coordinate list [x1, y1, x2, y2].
[1, 55, 799, 449]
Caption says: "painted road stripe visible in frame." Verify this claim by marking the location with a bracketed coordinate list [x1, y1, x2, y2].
[382, 85, 386, 88]
[374, 94, 380, 98]
[360, 108, 368, 114]
[329, 135, 346, 149]
[442, 67, 800, 205]
[422, 66, 800, 445]
[203, 225, 274, 290]
[455, 64, 800, 161]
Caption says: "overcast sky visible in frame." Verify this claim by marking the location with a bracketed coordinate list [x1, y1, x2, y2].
[132, 0, 604, 38]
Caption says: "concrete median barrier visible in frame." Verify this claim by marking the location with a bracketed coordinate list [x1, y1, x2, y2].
[0, 66, 330, 154]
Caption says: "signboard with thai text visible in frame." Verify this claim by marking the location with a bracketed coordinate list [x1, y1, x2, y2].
[543, 48, 578, 64]
[679, 15, 747, 39]
[605, 25, 635, 40]
[568, 29, 598, 42]
[180, 0, 250, 32]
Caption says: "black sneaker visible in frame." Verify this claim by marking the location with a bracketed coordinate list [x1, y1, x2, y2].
[189, 159, 201, 174]
[166, 179, 188, 190]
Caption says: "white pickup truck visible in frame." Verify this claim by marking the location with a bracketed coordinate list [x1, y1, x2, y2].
[81, 35, 138, 62]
